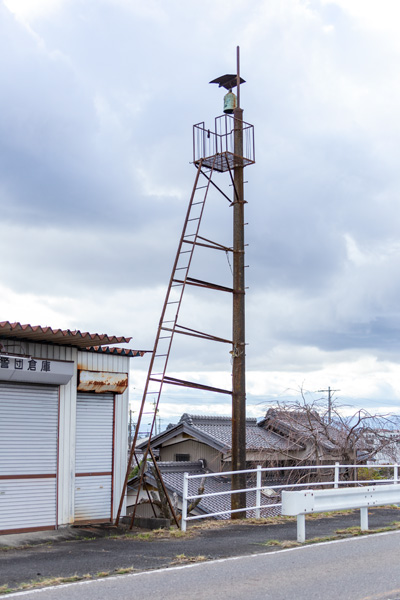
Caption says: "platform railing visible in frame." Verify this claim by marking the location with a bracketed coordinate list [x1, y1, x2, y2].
[193, 114, 255, 171]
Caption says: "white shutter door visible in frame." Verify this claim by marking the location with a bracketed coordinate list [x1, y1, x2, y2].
[0, 383, 58, 533]
[74, 393, 114, 521]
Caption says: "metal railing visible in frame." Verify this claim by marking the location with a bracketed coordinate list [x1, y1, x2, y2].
[193, 114, 255, 171]
[181, 463, 400, 531]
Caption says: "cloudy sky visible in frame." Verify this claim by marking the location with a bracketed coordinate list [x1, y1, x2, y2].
[2, 0, 400, 427]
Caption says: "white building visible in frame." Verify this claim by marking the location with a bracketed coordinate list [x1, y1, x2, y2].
[0, 320, 145, 535]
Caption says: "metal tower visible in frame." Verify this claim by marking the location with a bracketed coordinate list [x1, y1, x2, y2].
[116, 48, 255, 526]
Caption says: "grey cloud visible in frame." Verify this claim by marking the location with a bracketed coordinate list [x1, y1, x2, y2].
[3, 0, 400, 412]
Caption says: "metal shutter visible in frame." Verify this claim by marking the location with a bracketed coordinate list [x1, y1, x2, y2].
[74, 393, 114, 521]
[0, 383, 59, 533]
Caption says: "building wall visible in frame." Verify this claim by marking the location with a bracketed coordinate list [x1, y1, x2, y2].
[159, 440, 222, 472]
[0, 339, 130, 528]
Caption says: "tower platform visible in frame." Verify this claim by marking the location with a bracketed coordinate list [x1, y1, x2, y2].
[193, 114, 255, 173]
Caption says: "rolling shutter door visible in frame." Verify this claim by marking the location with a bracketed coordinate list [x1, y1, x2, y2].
[0, 383, 59, 533]
[74, 393, 114, 522]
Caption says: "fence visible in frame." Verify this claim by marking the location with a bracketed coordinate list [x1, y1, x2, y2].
[180, 462, 400, 531]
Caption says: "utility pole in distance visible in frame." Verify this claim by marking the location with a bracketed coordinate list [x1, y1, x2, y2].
[318, 386, 340, 424]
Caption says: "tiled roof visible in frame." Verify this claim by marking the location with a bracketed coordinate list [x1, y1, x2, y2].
[178, 414, 299, 452]
[262, 409, 338, 451]
[129, 460, 281, 520]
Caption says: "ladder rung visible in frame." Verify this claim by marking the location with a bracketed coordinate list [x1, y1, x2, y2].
[162, 320, 175, 323]
[167, 301, 179, 304]
[179, 250, 191, 254]
[159, 336, 172, 340]
[188, 217, 200, 222]
[196, 185, 208, 190]
[175, 267, 188, 270]
[155, 354, 168, 357]
[192, 201, 204, 206]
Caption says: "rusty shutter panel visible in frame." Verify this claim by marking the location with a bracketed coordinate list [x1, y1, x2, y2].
[74, 393, 114, 522]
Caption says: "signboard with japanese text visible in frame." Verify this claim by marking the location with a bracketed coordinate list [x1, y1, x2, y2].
[0, 355, 74, 385]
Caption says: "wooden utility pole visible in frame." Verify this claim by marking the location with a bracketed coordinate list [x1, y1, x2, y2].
[231, 46, 247, 517]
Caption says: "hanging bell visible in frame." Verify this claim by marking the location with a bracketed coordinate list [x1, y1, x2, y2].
[223, 90, 237, 114]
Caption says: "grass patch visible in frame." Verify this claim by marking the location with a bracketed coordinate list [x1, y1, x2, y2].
[265, 539, 300, 548]
[305, 509, 355, 520]
[130, 527, 194, 541]
[171, 554, 207, 565]
[0, 566, 141, 596]
[114, 567, 135, 575]
[0, 586, 12, 595]
[335, 526, 364, 536]
[0, 574, 93, 595]
[261, 519, 400, 550]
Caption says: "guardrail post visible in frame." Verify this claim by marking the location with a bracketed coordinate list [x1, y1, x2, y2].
[334, 462, 340, 489]
[255, 465, 262, 519]
[360, 507, 369, 531]
[394, 465, 398, 485]
[297, 514, 306, 543]
[181, 472, 189, 532]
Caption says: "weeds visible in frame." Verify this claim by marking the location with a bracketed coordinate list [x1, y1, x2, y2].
[0, 586, 12, 595]
[130, 527, 193, 541]
[0, 568, 138, 595]
[261, 519, 400, 550]
[114, 567, 135, 575]
[171, 554, 207, 565]
[265, 539, 300, 548]
[0, 574, 93, 595]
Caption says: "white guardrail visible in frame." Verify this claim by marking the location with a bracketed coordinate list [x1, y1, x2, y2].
[281, 483, 400, 542]
[181, 463, 400, 532]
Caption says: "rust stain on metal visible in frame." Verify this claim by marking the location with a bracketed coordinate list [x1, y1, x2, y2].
[77, 370, 128, 394]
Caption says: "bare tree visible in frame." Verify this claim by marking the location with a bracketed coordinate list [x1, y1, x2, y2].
[259, 390, 400, 485]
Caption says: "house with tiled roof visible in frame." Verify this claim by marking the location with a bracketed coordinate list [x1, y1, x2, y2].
[128, 411, 347, 523]
[137, 413, 303, 472]
[259, 409, 346, 464]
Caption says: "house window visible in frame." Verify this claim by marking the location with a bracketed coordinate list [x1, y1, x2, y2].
[175, 453, 190, 462]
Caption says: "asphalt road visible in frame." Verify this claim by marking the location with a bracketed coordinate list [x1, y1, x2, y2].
[1, 508, 400, 596]
[4, 530, 400, 600]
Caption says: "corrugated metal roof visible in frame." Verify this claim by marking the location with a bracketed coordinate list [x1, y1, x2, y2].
[87, 346, 147, 357]
[0, 321, 146, 352]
